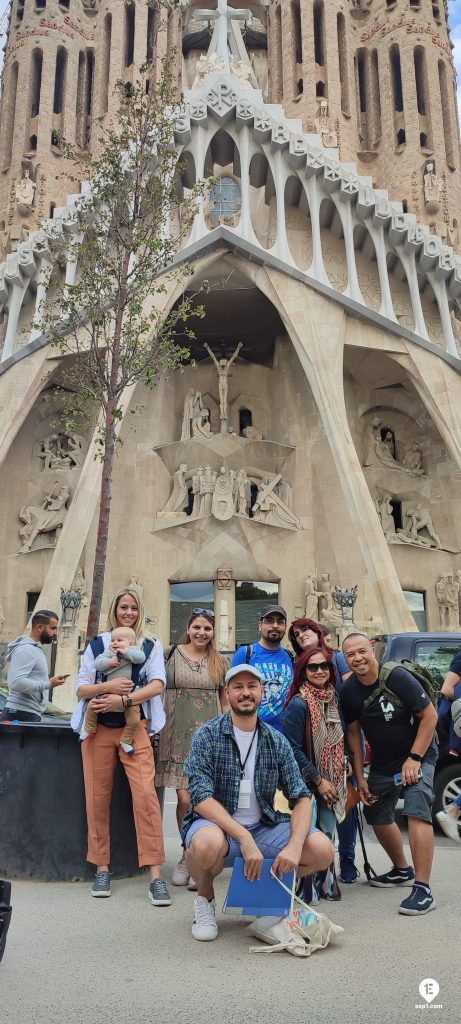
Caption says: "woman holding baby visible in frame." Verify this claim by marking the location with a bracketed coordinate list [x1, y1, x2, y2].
[72, 588, 170, 905]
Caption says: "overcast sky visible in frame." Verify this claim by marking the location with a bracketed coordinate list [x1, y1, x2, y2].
[1, 4, 461, 112]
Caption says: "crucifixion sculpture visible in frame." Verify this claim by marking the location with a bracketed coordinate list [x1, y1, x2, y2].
[195, 0, 251, 59]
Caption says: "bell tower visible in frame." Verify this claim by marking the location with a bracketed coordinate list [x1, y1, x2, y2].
[267, 0, 461, 248]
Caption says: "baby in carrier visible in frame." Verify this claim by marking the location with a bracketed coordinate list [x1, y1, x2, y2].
[80, 626, 145, 753]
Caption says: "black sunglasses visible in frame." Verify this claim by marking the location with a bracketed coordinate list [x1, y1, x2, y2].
[192, 608, 215, 618]
[306, 662, 330, 673]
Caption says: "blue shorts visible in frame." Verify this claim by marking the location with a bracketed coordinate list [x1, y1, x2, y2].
[184, 818, 319, 867]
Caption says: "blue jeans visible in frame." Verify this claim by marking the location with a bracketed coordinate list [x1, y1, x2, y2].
[337, 808, 358, 860]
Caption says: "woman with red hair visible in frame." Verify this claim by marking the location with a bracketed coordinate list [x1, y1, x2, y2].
[288, 617, 325, 658]
[282, 644, 346, 902]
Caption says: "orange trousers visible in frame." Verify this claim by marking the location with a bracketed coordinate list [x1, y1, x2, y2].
[81, 719, 165, 868]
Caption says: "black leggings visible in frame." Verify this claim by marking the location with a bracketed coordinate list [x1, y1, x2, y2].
[0, 707, 40, 723]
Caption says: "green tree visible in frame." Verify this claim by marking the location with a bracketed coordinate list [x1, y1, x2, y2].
[38, 1, 207, 640]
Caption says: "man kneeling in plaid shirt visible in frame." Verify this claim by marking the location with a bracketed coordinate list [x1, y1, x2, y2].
[183, 664, 334, 942]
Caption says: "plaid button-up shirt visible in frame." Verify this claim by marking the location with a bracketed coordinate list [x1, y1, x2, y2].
[182, 711, 310, 840]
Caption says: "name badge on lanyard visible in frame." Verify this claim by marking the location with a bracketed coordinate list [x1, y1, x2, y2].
[238, 778, 252, 809]
[236, 726, 258, 809]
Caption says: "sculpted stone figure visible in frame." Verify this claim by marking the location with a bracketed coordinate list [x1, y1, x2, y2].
[318, 572, 342, 622]
[16, 170, 36, 212]
[18, 483, 70, 553]
[72, 566, 89, 610]
[304, 574, 321, 619]
[191, 466, 204, 517]
[252, 474, 300, 530]
[243, 425, 263, 441]
[446, 573, 460, 630]
[401, 444, 424, 476]
[212, 465, 236, 521]
[436, 572, 460, 630]
[181, 389, 213, 440]
[363, 417, 421, 475]
[234, 468, 250, 516]
[128, 574, 143, 599]
[376, 492, 397, 541]
[436, 573, 451, 629]
[199, 464, 217, 516]
[181, 389, 196, 441]
[398, 503, 442, 549]
[314, 100, 338, 149]
[424, 161, 443, 216]
[192, 52, 227, 88]
[192, 392, 213, 438]
[156, 464, 189, 520]
[230, 57, 254, 88]
[37, 432, 84, 470]
[204, 342, 243, 425]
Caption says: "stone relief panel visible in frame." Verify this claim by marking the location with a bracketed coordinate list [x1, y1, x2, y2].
[363, 417, 425, 476]
[375, 491, 448, 550]
[18, 482, 71, 553]
[33, 432, 85, 470]
[154, 462, 300, 532]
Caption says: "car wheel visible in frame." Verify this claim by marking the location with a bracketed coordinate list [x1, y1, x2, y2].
[433, 763, 461, 824]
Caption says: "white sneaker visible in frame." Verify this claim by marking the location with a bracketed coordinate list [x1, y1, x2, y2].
[436, 810, 461, 842]
[192, 895, 218, 941]
[172, 855, 190, 886]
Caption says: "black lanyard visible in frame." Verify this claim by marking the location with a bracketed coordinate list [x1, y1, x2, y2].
[235, 726, 258, 778]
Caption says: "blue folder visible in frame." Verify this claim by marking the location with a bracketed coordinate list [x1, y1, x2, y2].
[223, 857, 294, 917]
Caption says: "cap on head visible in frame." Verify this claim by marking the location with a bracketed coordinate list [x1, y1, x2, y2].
[225, 664, 263, 685]
[259, 604, 287, 621]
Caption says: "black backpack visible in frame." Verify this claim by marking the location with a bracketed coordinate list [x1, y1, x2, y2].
[360, 660, 439, 717]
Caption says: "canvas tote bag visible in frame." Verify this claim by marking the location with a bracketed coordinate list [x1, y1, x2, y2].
[247, 870, 344, 957]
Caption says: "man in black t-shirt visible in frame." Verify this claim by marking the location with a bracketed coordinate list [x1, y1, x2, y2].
[341, 633, 438, 917]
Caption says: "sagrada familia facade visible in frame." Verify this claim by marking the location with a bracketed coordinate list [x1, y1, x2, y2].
[1, 0, 461, 703]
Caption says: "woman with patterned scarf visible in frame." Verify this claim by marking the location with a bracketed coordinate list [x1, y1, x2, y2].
[282, 644, 346, 903]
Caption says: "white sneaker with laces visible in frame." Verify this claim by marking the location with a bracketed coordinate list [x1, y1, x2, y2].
[436, 810, 461, 842]
[172, 855, 190, 886]
[192, 895, 218, 941]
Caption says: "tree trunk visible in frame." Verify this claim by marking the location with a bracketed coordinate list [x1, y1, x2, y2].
[86, 407, 117, 642]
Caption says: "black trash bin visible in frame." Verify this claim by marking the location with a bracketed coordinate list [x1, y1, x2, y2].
[0, 722, 164, 882]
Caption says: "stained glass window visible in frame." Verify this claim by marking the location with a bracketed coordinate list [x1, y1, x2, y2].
[208, 176, 241, 227]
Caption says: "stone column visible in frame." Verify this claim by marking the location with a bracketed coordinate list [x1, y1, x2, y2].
[263, 267, 417, 632]
[215, 571, 235, 653]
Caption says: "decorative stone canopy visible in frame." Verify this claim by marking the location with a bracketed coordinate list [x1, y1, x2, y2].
[1, 55, 461, 365]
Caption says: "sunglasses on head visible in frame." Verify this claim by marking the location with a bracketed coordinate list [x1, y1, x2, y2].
[192, 608, 215, 618]
[306, 661, 330, 673]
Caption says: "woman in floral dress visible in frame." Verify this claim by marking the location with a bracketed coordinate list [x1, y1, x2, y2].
[156, 609, 229, 888]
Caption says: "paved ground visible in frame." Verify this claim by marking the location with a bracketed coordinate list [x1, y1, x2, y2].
[1, 794, 458, 1024]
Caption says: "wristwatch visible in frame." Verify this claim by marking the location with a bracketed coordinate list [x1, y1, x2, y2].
[409, 751, 422, 762]
[126, 697, 133, 709]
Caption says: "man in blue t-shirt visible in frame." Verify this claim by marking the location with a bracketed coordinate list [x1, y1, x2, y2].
[231, 605, 293, 732]
[438, 651, 461, 755]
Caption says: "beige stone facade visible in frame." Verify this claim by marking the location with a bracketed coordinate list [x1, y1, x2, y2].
[1, 2, 461, 709]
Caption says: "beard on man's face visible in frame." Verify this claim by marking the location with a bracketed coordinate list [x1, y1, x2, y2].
[228, 694, 260, 716]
